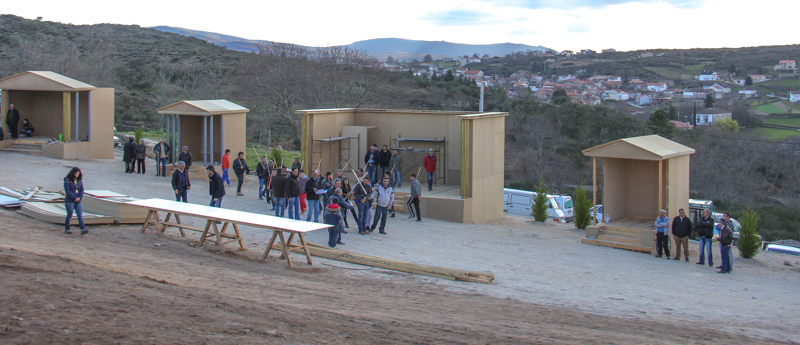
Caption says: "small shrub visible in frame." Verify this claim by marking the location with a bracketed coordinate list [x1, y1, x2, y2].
[133, 127, 145, 143]
[532, 181, 549, 222]
[737, 208, 761, 259]
[269, 147, 285, 168]
[573, 185, 592, 230]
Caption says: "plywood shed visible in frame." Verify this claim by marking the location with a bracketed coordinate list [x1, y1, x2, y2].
[156, 100, 248, 168]
[581, 135, 695, 253]
[0, 71, 115, 159]
[297, 108, 507, 223]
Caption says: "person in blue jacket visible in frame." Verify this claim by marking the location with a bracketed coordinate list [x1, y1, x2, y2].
[64, 167, 88, 235]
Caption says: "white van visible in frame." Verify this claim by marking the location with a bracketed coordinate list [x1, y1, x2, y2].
[764, 244, 800, 256]
[551, 195, 574, 223]
[503, 188, 568, 222]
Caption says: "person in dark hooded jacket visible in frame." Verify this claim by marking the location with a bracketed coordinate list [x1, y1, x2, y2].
[123, 137, 136, 173]
[324, 197, 345, 247]
[63, 167, 88, 235]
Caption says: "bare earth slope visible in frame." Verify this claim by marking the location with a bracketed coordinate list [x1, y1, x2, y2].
[0, 150, 798, 344]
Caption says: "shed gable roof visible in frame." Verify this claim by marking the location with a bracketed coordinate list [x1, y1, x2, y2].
[582, 135, 695, 160]
[0, 71, 96, 91]
[157, 100, 249, 116]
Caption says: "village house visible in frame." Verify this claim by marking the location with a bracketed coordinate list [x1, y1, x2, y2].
[580, 49, 596, 55]
[739, 88, 757, 98]
[695, 108, 732, 126]
[669, 120, 694, 130]
[683, 88, 707, 99]
[601, 48, 616, 54]
[464, 70, 484, 80]
[639, 52, 654, 58]
[749, 75, 768, 83]
[646, 82, 668, 92]
[696, 71, 719, 81]
[468, 56, 482, 64]
[560, 50, 574, 57]
[702, 82, 731, 93]
[790, 91, 800, 102]
[636, 94, 653, 105]
[774, 60, 797, 71]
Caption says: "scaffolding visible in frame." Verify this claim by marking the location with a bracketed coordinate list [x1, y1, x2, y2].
[312, 134, 360, 174]
[390, 135, 446, 187]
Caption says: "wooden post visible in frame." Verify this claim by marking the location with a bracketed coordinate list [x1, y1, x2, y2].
[592, 156, 597, 225]
[0, 89, 7, 128]
[62, 92, 72, 142]
[460, 119, 470, 198]
[658, 160, 663, 212]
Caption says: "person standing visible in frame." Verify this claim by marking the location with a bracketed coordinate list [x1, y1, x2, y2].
[285, 167, 301, 220]
[364, 145, 380, 185]
[6, 103, 19, 139]
[256, 157, 270, 200]
[354, 176, 373, 235]
[333, 188, 353, 232]
[123, 137, 136, 173]
[696, 208, 715, 267]
[324, 197, 345, 247]
[379, 145, 391, 179]
[342, 177, 358, 228]
[271, 167, 287, 217]
[153, 138, 170, 177]
[221, 149, 232, 186]
[171, 161, 191, 202]
[717, 214, 734, 274]
[654, 210, 670, 259]
[370, 178, 395, 234]
[671, 208, 692, 261]
[321, 171, 334, 207]
[291, 158, 302, 172]
[389, 149, 403, 188]
[407, 173, 422, 222]
[206, 165, 225, 213]
[63, 167, 88, 235]
[305, 170, 321, 222]
[135, 139, 147, 174]
[298, 170, 309, 214]
[232, 152, 250, 196]
[178, 146, 193, 170]
[19, 119, 34, 137]
[423, 148, 437, 191]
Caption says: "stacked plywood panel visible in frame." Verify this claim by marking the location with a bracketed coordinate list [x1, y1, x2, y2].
[0, 195, 24, 208]
[306, 243, 494, 284]
[83, 195, 149, 224]
[0, 187, 64, 203]
[19, 202, 114, 225]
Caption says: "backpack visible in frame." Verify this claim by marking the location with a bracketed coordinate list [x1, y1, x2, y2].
[323, 212, 339, 226]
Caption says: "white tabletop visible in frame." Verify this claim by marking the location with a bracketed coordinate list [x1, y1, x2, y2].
[127, 198, 331, 233]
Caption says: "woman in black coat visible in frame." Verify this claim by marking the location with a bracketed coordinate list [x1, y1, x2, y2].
[123, 137, 136, 173]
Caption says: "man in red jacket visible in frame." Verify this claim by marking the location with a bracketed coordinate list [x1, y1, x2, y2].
[221, 149, 231, 187]
[423, 148, 437, 191]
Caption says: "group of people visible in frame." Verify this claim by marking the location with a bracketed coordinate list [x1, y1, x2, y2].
[3, 104, 35, 139]
[654, 208, 735, 274]
[120, 137, 178, 177]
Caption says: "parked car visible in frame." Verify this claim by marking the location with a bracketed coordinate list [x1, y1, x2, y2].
[551, 195, 574, 223]
[764, 244, 800, 256]
[113, 126, 120, 147]
[503, 188, 568, 222]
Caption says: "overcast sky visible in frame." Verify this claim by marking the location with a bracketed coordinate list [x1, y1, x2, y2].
[3, 0, 797, 51]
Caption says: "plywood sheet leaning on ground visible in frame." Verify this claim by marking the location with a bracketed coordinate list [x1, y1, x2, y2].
[19, 202, 114, 225]
[0, 187, 64, 203]
[0, 195, 24, 208]
[306, 243, 494, 284]
[82, 195, 149, 224]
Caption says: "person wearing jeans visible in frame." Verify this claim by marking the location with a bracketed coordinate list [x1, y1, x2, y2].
[153, 139, 170, 177]
[389, 149, 403, 188]
[364, 145, 380, 185]
[654, 210, 670, 258]
[270, 167, 287, 217]
[696, 208, 715, 267]
[171, 161, 191, 203]
[353, 177, 373, 235]
[221, 149, 232, 186]
[717, 213, 735, 273]
[369, 178, 394, 234]
[274, 197, 286, 217]
[63, 167, 88, 235]
[423, 148, 437, 191]
[285, 168, 301, 220]
[305, 171, 321, 222]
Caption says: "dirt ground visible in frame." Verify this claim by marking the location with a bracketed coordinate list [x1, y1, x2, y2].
[1, 150, 799, 344]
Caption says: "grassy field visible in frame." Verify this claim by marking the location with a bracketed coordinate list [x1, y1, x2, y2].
[747, 127, 800, 140]
[682, 63, 712, 77]
[782, 101, 800, 111]
[644, 66, 683, 80]
[762, 117, 800, 127]
[754, 103, 788, 114]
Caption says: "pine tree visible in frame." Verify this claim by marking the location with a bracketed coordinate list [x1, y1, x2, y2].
[532, 181, 550, 222]
[646, 109, 675, 139]
[737, 208, 761, 259]
[573, 185, 592, 229]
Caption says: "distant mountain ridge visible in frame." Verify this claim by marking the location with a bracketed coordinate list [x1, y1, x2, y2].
[152, 26, 550, 60]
